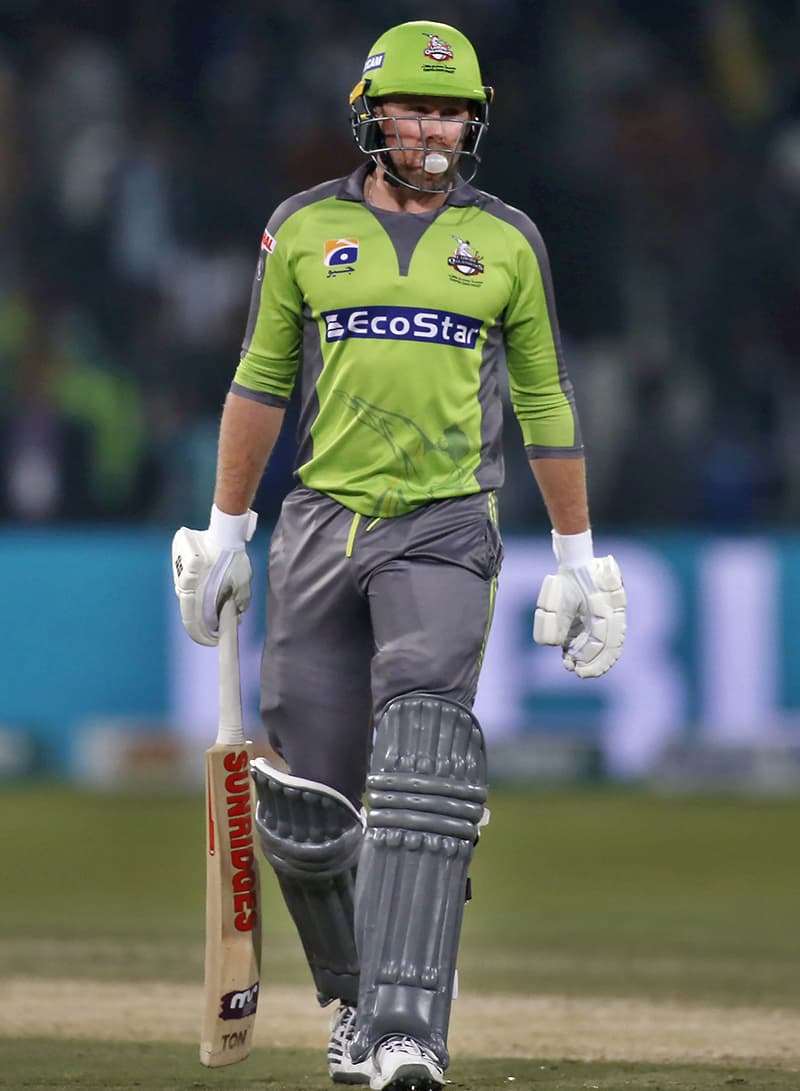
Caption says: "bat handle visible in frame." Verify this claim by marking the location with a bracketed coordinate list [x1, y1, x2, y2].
[217, 596, 245, 746]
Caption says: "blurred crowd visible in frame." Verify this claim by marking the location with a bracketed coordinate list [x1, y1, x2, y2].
[1, 0, 799, 529]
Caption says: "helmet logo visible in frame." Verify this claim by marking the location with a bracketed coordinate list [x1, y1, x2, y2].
[363, 52, 385, 74]
[448, 236, 484, 277]
[422, 32, 454, 63]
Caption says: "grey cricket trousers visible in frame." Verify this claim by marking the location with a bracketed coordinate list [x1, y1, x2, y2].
[259, 486, 502, 804]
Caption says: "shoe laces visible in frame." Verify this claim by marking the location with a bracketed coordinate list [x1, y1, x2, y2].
[379, 1034, 438, 1062]
[330, 1002, 357, 1045]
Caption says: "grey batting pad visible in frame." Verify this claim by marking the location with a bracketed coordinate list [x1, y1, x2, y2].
[350, 695, 488, 1068]
[251, 758, 366, 1005]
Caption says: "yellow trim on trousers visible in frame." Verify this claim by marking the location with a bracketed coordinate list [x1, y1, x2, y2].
[345, 512, 361, 557]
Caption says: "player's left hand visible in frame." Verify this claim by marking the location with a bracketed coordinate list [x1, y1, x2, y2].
[533, 554, 626, 678]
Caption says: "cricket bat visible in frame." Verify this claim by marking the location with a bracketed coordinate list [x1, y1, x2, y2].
[200, 596, 262, 1067]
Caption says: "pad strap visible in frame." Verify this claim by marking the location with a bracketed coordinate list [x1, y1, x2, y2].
[251, 759, 366, 1005]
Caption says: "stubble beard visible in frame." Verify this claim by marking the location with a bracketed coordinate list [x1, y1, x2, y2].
[386, 147, 460, 192]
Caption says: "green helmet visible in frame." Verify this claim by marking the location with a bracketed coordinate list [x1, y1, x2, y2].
[359, 20, 487, 102]
[350, 21, 493, 192]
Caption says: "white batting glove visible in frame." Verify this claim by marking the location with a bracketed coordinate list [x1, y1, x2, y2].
[171, 504, 257, 646]
[533, 529, 626, 678]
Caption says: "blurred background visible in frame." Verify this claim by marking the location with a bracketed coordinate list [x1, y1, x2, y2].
[2, 0, 800, 788]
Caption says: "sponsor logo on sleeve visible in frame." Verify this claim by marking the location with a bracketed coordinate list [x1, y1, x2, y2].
[321, 306, 482, 347]
[256, 228, 276, 281]
[324, 238, 359, 277]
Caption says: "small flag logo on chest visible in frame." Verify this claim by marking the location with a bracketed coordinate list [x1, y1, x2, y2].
[324, 238, 359, 276]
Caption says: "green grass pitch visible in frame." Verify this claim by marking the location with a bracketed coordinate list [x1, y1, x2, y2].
[1, 783, 799, 1089]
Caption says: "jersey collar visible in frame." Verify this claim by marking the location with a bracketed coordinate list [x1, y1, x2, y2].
[337, 163, 483, 209]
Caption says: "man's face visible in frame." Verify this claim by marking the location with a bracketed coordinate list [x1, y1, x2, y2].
[374, 95, 474, 189]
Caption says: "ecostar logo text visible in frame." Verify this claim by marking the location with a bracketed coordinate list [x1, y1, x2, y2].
[322, 306, 482, 347]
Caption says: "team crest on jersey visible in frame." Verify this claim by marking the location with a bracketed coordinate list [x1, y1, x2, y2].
[423, 33, 454, 63]
[447, 235, 484, 277]
[256, 228, 276, 280]
[324, 238, 359, 277]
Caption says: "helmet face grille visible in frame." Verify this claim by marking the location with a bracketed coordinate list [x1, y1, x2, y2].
[350, 96, 490, 193]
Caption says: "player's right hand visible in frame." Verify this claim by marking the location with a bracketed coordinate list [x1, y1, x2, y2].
[171, 505, 257, 646]
[533, 555, 626, 678]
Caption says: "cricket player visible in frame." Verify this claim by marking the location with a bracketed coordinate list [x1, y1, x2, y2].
[173, 20, 626, 1091]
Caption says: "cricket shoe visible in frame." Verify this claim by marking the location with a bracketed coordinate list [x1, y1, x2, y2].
[328, 1003, 374, 1085]
[369, 1035, 445, 1090]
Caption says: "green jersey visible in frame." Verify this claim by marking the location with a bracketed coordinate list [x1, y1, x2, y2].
[234, 164, 581, 518]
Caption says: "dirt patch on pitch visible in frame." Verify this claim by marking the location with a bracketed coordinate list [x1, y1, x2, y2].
[3, 979, 800, 1069]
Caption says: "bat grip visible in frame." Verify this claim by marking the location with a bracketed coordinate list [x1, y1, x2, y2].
[217, 596, 245, 746]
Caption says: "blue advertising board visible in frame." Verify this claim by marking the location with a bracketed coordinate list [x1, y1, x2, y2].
[2, 529, 799, 777]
